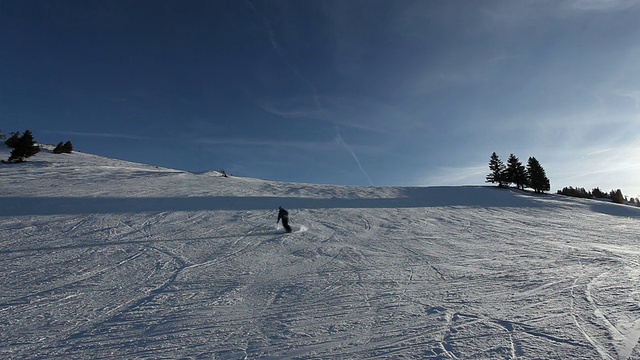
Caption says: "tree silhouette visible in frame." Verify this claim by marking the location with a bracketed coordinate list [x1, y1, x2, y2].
[610, 189, 624, 204]
[4, 132, 20, 148]
[486, 152, 508, 187]
[53, 142, 65, 154]
[53, 140, 73, 154]
[506, 154, 528, 190]
[592, 187, 607, 198]
[526, 157, 550, 193]
[62, 141, 73, 153]
[7, 130, 40, 162]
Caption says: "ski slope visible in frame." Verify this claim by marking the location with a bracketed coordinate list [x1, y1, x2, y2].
[1, 147, 640, 359]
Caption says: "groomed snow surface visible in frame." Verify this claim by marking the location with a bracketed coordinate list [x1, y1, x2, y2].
[2, 147, 640, 359]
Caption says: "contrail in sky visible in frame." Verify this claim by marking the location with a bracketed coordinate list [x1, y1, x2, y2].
[335, 131, 374, 185]
[246, 0, 374, 185]
[245, 0, 279, 51]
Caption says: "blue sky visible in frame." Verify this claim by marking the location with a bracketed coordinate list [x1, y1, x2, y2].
[2, 0, 639, 197]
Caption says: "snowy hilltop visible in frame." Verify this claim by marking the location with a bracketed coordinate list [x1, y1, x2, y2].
[1, 147, 640, 359]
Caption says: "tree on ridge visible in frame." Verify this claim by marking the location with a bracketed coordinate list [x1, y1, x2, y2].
[506, 154, 528, 190]
[526, 157, 550, 193]
[486, 152, 508, 187]
[6, 130, 40, 162]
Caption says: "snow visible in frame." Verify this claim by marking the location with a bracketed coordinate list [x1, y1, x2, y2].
[1, 147, 640, 359]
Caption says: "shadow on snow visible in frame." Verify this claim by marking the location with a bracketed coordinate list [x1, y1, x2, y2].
[0, 187, 546, 217]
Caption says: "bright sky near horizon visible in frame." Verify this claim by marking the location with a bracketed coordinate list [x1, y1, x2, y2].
[1, 1, 639, 197]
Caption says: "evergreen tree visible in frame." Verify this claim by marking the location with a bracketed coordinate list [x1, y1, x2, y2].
[7, 130, 40, 162]
[526, 157, 550, 193]
[53, 140, 73, 154]
[592, 187, 607, 198]
[62, 140, 73, 153]
[486, 152, 507, 187]
[4, 132, 20, 148]
[610, 189, 624, 204]
[558, 186, 591, 198]
[506, 154, 528, 190]
[53, 142, 65, 154]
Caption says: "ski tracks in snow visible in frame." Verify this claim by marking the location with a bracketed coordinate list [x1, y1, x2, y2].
[567, 244, 640, 360]
[2, 173, 640, 358]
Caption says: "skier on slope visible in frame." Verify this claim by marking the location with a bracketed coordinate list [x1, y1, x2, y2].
[277, 206, 292, 233]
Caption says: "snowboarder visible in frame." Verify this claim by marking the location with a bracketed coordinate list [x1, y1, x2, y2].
[277, 206, 292, 233]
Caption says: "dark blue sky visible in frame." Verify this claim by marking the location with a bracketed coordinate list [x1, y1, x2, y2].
[2, 0, 639, 196]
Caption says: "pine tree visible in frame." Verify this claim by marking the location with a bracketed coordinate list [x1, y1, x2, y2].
[53, 142, 65, 154]
[506, 154, 528, 190]
[592, 187, 607, 199]
[62, 140, 73, 153]
[53, 140, 73, 154]
[7, 130, 40, 162]
[486, 152, 507, 187]
[526, 157, 550, 193]
[4, 132, 20, 148]
[610, 189, 624, 204]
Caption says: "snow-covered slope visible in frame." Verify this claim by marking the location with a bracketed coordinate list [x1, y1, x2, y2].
[1, 148, 640, 359]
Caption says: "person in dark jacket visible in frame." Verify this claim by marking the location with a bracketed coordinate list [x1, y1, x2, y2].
[277, 206, 292, 233]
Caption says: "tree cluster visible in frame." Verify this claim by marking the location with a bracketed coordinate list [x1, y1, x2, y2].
[2, 130, 76, 162]
[486, 152, 550, 193]
[4, 130, 40, 163]
[556, 186, 591, 199]
[53, 141, 73, 154]
[557, 187, 633, 205]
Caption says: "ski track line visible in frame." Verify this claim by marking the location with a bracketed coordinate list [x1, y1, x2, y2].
[178, 212, 275, 274]
[399, 244, 445, 280]
[60, 244, 187, 344]
[362, 216, 372, 231]
[570, 273, 615, 360]
[131, 211, 267, 315]
[62, 214, 96, 235]
[440, 311, 459, 359]
[586, 270, 640, 360]
[90, 211, 258, 323]
[43, 214, 188, 345]
[0, 248, 148, 309]
[17, 248, 163, 346]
